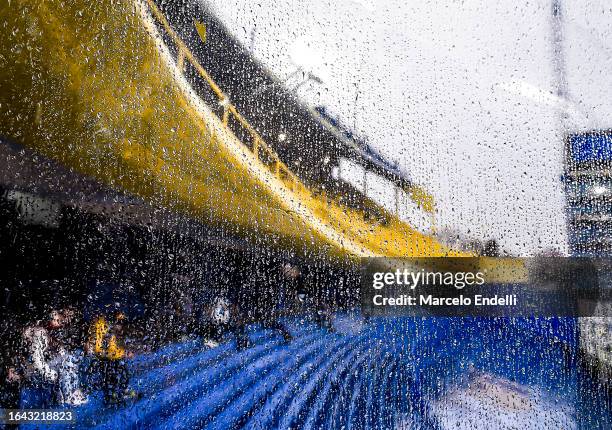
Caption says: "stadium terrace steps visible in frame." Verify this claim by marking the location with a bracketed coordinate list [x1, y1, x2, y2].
[17, 316, 612, 430]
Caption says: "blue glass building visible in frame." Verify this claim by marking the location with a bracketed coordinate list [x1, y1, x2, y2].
[564, 130, 612, 256]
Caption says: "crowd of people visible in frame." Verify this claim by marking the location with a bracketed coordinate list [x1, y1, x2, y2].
[0, 261, 340, 412]
[0, 306, 138, 411]
[0, 181, 356, 413]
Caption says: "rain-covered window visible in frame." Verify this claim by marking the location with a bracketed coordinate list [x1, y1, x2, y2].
[1, 0, 611, 428]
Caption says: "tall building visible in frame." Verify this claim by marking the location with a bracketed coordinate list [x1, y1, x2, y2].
[565, 130, 612, 380]
[564, 130, 612, 256]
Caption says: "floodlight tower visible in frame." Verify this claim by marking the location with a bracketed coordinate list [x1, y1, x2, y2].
[551, 0, 568, 108]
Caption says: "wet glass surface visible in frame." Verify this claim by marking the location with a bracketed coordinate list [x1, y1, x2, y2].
[1, 0, 612, 428]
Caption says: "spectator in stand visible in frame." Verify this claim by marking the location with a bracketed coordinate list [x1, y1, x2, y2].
[22, 308, 88, 407]
[49, 308, 88, 406]
[283, 263, 334, 330]
[87, 312, 136, 405]
[232, 260, 294, 349]
[196, 296, 238, 348]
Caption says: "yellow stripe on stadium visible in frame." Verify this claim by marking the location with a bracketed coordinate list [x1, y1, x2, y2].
[0, 0, 467, 263]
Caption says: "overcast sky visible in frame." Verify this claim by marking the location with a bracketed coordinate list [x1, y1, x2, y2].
[204, 0, 612, 255]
